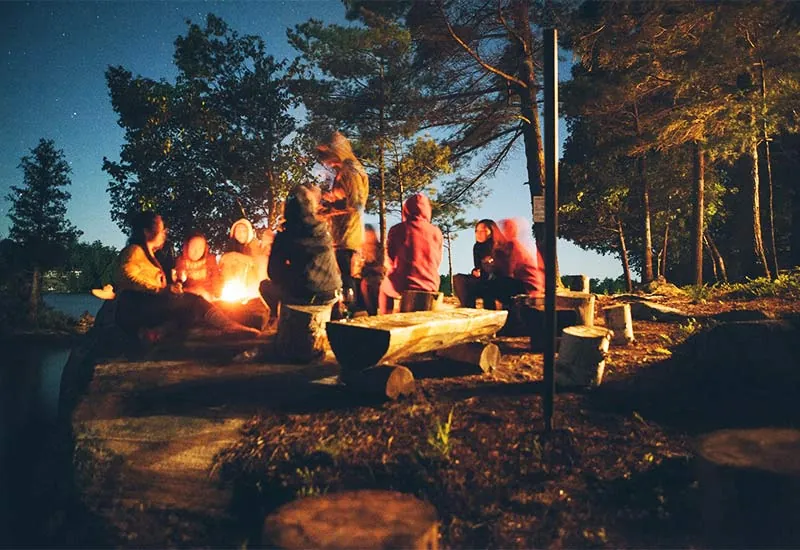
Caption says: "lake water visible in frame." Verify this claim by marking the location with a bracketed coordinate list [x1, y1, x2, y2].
[43, 293, 103, 320]
[2, 295, 101, 543]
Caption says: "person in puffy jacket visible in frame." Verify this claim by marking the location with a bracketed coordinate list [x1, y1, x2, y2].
[259, 184, 342, 325]
[378, 193, 443, 314]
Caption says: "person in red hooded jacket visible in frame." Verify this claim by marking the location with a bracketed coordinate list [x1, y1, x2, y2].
[485, 217, 544, 308]
[379, 193, 444, 314]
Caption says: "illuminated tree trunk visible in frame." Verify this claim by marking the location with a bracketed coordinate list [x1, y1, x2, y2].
[692, 142, 705, 286]
[640, 154, 654, 283]
[760, 60, 779, 277]
[658, 222, 669, 281]
[747, 141, 771, 279]
[617, 218, 633, 293]
[513, 0, 546, 251]
[446, 231, 454, 296]
[704, 230, 728, 284]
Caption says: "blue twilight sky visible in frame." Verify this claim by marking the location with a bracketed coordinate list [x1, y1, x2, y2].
[1, 0, 622, 280]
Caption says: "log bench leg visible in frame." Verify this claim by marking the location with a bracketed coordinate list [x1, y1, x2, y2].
[276, 302, 335, 363]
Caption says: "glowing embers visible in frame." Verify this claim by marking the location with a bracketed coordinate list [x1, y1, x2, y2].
[219, 278, 252, 303]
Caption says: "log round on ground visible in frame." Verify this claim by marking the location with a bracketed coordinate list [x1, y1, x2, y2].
[603, 304, 634, 345]
[556, 291, 595, 326]
[555, 325, 612, 387]
[436, 342, 500, 373]
[263, 489, 439, 549]
[340, 364, 416, 400]
[696, 428, 800, 547]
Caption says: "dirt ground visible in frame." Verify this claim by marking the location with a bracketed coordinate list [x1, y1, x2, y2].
[215, 292, 800, 549]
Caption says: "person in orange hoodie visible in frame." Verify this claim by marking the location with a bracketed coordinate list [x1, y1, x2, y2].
[378, 193, 443, 314]
[174, 231, 220, 301]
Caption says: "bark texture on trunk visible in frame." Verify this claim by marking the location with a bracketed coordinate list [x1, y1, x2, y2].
[618, 218, 633, 292]
[748, 142, 771, 279]
[693, 142, 705, 286]
[639, 154, 654, 283]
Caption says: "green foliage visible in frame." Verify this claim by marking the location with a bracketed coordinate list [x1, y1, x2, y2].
[677, 318, 700, 339]
[683, 284, 714, 303]
[6, 139, 82, 270]
[427, 406, 455, 460]
[294, 466, 328, 498]
[439, 274, 452, 297]
[104, 15, 298, 248]
[720, 271, 800, 300]
[590, 276, 629, 296]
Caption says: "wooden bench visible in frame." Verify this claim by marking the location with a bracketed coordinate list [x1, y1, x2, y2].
[327, 308, 508, 373]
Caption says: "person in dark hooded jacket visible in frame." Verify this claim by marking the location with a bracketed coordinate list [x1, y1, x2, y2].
[259, 184, 342, 324]
[378, 193, 443, 314]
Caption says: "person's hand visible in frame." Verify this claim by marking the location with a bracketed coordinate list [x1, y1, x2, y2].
[471, 268, 481, 278]
[169, 282, 184, 295]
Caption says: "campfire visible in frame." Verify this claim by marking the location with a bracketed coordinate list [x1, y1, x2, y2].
[219, 278, 253, 303]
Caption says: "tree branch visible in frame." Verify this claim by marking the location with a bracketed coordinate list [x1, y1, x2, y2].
[436, 0, 527, 89]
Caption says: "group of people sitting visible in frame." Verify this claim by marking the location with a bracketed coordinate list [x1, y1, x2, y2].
[109, 130, 544, 343]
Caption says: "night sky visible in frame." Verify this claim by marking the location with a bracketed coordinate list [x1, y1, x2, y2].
[1, 0, 621, 279]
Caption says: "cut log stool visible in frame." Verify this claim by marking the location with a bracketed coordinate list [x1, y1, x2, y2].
[555, 325, 612, 387]
[436, 342, 500, 373]
[603, 303, 634, 345]
[263, 489, 439, 549]
[276, 301, 335, 363]
[697, 428, 800, 547]
[400, 290, 443, 313]
[341, 364, 416, 400]
[555, 291, 595, 326]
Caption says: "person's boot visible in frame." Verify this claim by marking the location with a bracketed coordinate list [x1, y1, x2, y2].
[204, 307, 261, 338]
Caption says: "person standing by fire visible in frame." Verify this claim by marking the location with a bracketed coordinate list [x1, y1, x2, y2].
[316, 131, 369, 314]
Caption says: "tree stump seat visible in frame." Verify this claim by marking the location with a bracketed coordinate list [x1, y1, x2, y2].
[554, 325, 612, 387]
[696, 428, 800, 547]
[263, 489, 439, 549]
[276, 301, 336, 363]
[399, 290, 443, 312]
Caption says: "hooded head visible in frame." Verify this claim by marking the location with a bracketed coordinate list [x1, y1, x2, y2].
[316, 131, 357, 167]
[283, 184, 329, 240]
[229, 218, 255, 245]
[402, 193, 432, 222]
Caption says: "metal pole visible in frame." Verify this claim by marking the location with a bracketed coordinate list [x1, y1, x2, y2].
[543, 27, 558, 432]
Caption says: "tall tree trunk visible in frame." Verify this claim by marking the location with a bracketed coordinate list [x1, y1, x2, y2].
[266, 167, 277, 228]
[692, 142, 705, 286]
[379, 141, 387, 261]
[618, 218, 633, 293]
[513, 0, 546, 252]
[658, 221, 669, 280]
[704, 235, 719, 282]
[378, 69, 387, 263]
[446, 231, 454, 296]
[760, 60, 780, 277]
[29, 265, 40, 325]
[639, 154, 654, 283]
[704, 230, 728, 283]
[747, 141, 772, 279]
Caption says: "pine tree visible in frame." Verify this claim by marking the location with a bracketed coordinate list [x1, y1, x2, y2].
[7, 139, 81, 324]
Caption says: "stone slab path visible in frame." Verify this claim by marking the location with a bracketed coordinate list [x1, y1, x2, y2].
[69, 334, 340, 546]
